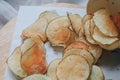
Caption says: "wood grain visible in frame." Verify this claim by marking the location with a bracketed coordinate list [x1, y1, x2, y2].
[0, 3, 85, 80]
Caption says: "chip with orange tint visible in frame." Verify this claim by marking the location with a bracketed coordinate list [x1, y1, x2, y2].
[21, 43, 47, 75]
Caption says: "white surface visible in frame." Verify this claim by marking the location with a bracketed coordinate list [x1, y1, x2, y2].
[4, 6, 120, 80]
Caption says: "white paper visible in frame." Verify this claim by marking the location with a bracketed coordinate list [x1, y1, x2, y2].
[4, 6, 120, 80]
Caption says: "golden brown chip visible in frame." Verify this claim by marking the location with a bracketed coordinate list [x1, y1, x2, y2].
[22, 17, 48, 42]
[92, 27, 118, 45]
[47, 59, 61, 80]
[65, 30, 76, 47]
[7, 47, 27, 78]
[88, 44, 102, 63]
[82, 14, 93, 24]
[75, 35, 102, 63]
[99, 40, 120, 50]
[90, 19, 95, 35]
[89, 65, 104, 80]
[57, 55, 90, 80]
[21, 40, 47, 75]
[93, 9, 118, 37]
[64, 41, 89, 53]
[84, 20, 97, 44]
[63, 48, 94, 66]
[67, 12, 82, 34]
[39, 11, 59, 23]
[21, 38, 35, 55]
[46, 16, 71, 47]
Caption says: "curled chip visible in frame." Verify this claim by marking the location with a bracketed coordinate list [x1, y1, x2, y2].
[46, 16, 71, 47]
[75, 35, 102, 63]
[67, 12, 82, 34]
[57, 55, 90, 80]
[64, 41, 89, 52]
[84, 20, 97, 44]
[21, 38, 47, 75]
[40, 11, 59, 23]
[63, 48, 94, 66]
[92, 27, 118, 45]
[82, 14, 93, 24]
[7, 47, 27, 79]
[99, 40, 120, 50]
[93, 9, 118, 37]
[89, 65, 104, 80]
[47, 59, 61, 80]
[22, 17, 48, 42]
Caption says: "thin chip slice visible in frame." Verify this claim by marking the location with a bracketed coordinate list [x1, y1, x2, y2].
[99, 40, 120, 50]
[65, 31, 76, 47]
[21, 40, 47, 75]
[22, 17, 48, 42]
[82, 15, 93, 24]
[46, 16, 71, 47]
[90, 19, 95, 35]
[57, 55, 90, 80]
[63, 48, 94, 66]
[67, 12, 82, 34]
[75, 36, 102, 63]
[93, 9, 118, 37]
[84, 20, 96, 44]
[40, 11, 59, 23]
[88, 44, 102, 63]
[47, 59, 61, 80]
[21, 38, 35, 55]
[92, 27, 118, 45]
[89, 65, 104, 80]
[7, 47, 27, 78]
[22, 74, 51, 80]
[64, 41, 89, 52]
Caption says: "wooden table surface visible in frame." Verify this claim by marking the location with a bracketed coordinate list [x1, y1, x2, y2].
[0, 3, 85, 80]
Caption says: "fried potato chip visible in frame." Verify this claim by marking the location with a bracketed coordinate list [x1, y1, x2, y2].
[89, 65, 104, 80]
[65, 30, 76, 47]
[88, 44, 102, 63]
[99, 40, 120, 50]
[21, 38, 35, 55]
[89, 19, 95, 35]
[67, 12, 82, 34]
[63, 48, 94, 66]
[40, 11, 59, 23]
[57, 55, 90, 80]
[22, 17, 48, 42]
[47, 59, 61, 80]
[92, 27, 118, 45]
[7, 47, 27, 78]
[93, 9, 118, 37]
[46, 16, 71, 47]
[64, 41, 89, 52]
[21, 41, 47, 75]
[84, 20, 97, 44]
[22, 74, 51, 80]
[75, 36, 102, 63]
[82, 15, 93, 24]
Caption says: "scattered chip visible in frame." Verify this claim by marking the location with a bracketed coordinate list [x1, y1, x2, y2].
[7, 47, 27, 78]
[46, 16, 71, 47]
[47, 59, 61, 80]
[57, 55, 90, 80]
[93, 9, 118, 37]
[89, 65, 104, 80]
